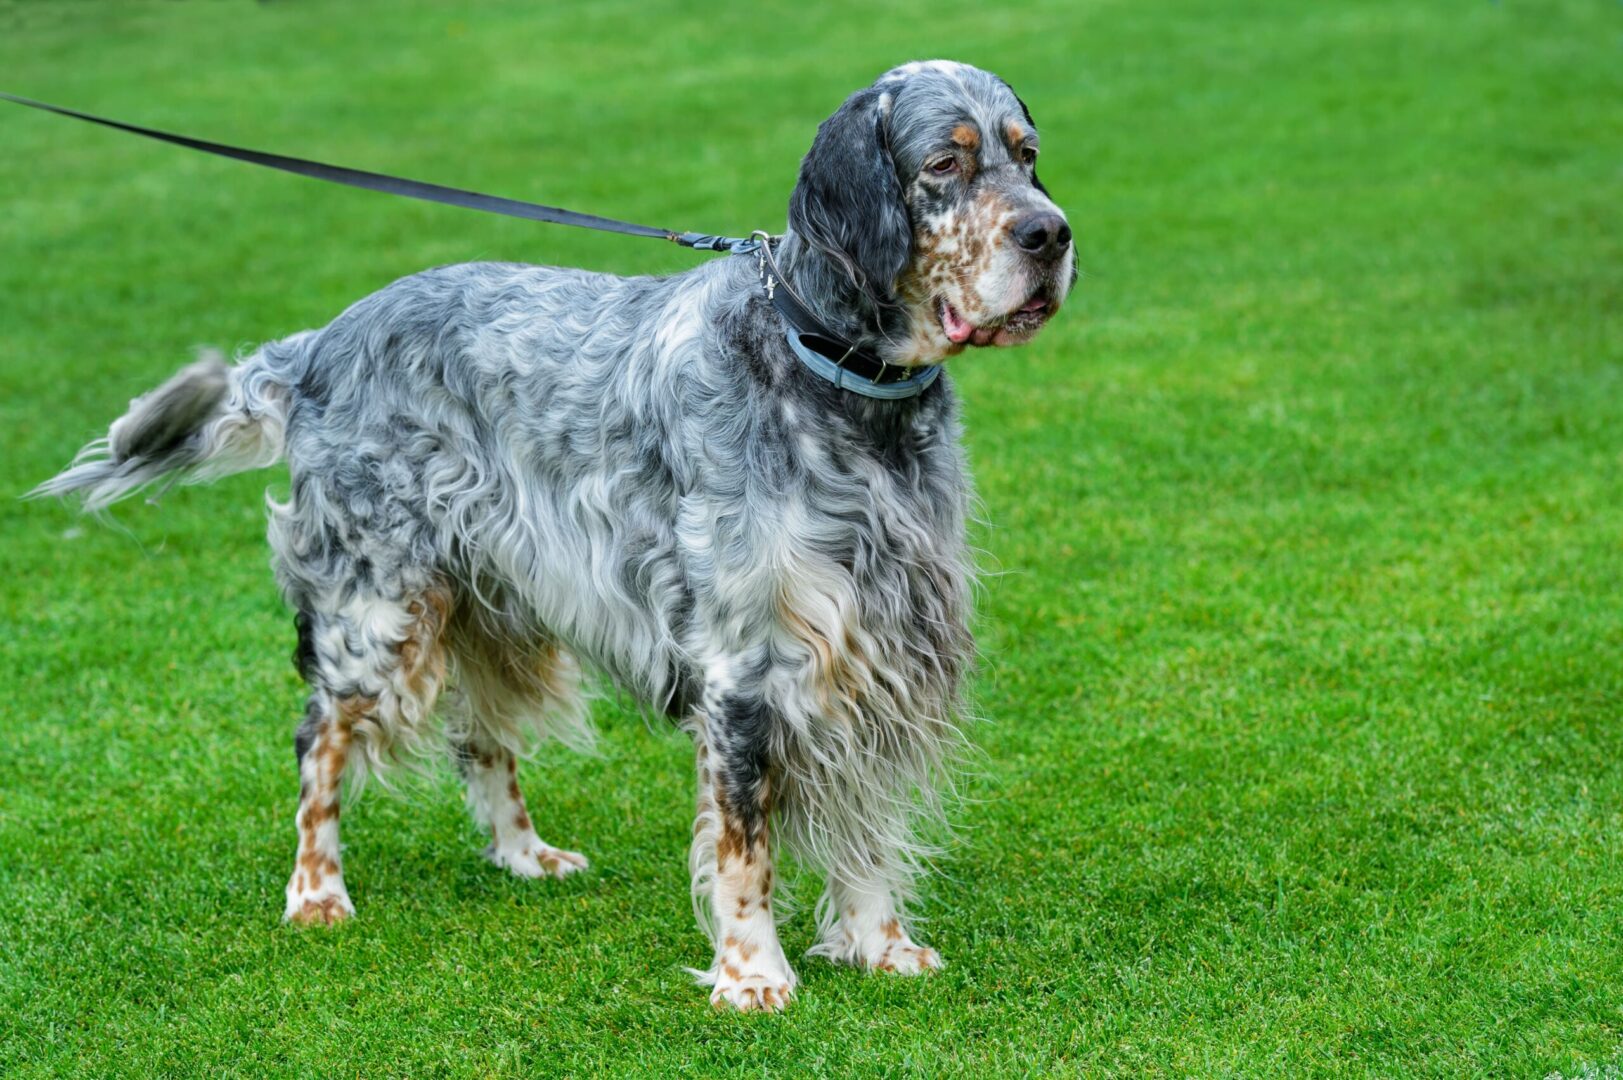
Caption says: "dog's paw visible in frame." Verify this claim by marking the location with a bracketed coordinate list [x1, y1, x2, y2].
[699, 939, 797, 1013]
[872, 942, 942, 975]
[813, 917, 943, 976]
[710, 970, 795, 1013]
[487, 840, 588, 880]
[284, 881, 354, 926]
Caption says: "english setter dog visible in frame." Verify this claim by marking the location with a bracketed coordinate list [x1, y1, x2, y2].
[38, 60, 1073, 1011]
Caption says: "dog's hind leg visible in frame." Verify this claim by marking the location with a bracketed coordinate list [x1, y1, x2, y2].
[284, 690, 359, 925]
[445, 617, 592, 879]
[283, 585, 451, 925]
[453, 736, 588, 880]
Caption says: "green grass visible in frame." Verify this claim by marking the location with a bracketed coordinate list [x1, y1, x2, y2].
[1, 0, 1620, 1074]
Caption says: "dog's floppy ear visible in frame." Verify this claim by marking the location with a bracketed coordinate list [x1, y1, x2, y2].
[788, 87, 911, 308]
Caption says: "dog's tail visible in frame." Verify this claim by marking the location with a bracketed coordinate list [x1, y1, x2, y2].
[31, 333, 314, 511]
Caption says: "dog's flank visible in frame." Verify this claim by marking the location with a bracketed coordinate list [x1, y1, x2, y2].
[34, 59, 1071, 1011]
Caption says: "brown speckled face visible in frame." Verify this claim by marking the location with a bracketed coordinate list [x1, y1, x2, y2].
[882, 86, 1074, 366]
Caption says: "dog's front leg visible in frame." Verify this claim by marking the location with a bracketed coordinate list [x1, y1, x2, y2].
[815, 873, 943, 975]
[689, 684, 795, 1012]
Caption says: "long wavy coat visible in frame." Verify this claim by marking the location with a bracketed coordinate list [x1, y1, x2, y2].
[38, 59, 1074, 1011]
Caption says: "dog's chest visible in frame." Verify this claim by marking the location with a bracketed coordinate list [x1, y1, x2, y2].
[780, 434, 971, 731]
[681, 403, 973, 709]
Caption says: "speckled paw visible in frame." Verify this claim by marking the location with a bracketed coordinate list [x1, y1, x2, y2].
[487, 842, 589, 880]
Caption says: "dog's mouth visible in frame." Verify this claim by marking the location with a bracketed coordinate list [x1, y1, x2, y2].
[937, 291, 1054, 348]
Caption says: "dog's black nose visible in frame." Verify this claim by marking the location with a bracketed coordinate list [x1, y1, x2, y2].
[1013, 214, 1071, 260]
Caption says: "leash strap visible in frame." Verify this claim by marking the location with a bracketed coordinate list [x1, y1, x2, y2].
[0, 90, 759, 253]
[2, 91, 938, 397]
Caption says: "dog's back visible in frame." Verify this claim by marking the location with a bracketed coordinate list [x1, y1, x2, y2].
[39, 259, 732, 695]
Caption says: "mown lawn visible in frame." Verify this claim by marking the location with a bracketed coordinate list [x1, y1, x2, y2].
[1, 0, 1620, 1075]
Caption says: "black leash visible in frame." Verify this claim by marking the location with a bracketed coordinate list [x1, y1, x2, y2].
[2, 91, 930, 395]
[0, 90, 756, 254]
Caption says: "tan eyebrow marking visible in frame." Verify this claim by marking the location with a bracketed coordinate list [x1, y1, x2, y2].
[951, 124, 980, 150]
[1005, 121, 1026, 149]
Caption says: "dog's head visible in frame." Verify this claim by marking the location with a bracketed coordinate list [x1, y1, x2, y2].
[787, 61, 1074, 366]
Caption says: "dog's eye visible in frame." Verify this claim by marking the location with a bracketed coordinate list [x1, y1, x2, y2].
[1020, 146, 1038, 166]
[928, 156, 958, 176]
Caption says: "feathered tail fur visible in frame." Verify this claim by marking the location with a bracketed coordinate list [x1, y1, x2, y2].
[30, 335, 312, 510]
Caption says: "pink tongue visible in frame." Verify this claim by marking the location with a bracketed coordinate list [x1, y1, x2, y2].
[1021, 296, 1048, 313]
[941, 303, 975, 344]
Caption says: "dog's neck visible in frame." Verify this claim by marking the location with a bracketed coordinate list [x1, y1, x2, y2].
[719, 251, 949, 449]
[774, 230, 908, 355]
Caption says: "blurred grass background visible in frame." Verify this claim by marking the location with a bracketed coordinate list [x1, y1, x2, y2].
[0, 0, 1620, 1075]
